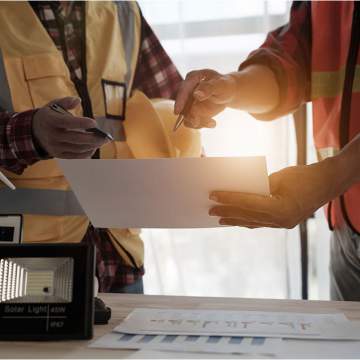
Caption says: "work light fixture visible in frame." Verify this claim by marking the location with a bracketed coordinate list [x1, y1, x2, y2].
[0, 243, 94, 340]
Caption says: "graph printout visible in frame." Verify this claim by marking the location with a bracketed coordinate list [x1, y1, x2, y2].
[90, 332, 282, 354]
[114, 308, 360, 340]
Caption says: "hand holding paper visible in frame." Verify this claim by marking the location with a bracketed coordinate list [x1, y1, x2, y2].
[209, 159, 340, 229]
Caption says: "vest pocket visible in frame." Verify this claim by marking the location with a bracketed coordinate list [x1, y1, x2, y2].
[22, 53, 78, 108]
[101, 79, 127, 120]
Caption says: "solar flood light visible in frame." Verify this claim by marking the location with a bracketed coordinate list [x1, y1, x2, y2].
[0, 243, 94, 340]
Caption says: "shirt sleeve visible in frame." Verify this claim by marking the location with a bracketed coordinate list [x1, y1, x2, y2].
[0, 109, 48, 174]
[239, 1, 312, 120]
[132, 14, 183, 100]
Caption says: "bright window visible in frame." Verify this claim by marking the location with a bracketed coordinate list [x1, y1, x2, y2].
[139, 0, 330, 300]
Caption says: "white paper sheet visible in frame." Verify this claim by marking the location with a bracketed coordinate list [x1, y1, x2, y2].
[90, 332, 281, 355]
[278, 337, 360, 359]
[97, 338, 360, 359]
[58, 157, 269, 228]
[114, 308, 360, 340]
[128, 350, 260, 359]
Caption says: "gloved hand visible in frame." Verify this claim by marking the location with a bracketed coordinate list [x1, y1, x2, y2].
[32, 97, 109, 158]
[174, 69, 237, 129]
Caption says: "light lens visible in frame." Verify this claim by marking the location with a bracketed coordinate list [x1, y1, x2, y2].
[0, 257, 73, 303]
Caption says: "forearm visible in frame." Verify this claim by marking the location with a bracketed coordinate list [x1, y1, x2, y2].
[227, 65, 280, 115]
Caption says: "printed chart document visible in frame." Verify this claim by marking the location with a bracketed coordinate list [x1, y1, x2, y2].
[280, 337, 360, 359]
[90, 332, 281, 355]
[128, 350, 248, 359]
[114, 308, 360, 340]
[58, 157, 269, 228]
[125, 338, 360, 359]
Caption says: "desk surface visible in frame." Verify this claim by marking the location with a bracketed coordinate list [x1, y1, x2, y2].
[1, 294, 360, 358]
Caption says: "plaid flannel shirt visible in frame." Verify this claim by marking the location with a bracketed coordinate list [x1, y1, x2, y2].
[0, 1, 182, 292]
[239, 1, 311, 120]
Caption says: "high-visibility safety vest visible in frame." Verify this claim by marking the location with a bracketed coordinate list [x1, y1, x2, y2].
[0, 2, 201, 266]
[311, 2, 360, 234]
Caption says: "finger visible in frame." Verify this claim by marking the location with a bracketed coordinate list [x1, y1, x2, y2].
[47, 96, 81, 110]
[209, 205, 276, 223]
[203, 118, 217, 128]
[50, 113, 97, 130]
[184, 115, 216, 129]
[209, 191, 277, 215]
[189, 99, 223, 118]
[174, 69, 218, 114]
[58, 130, 108, 146]
[269, 171, 282, 194]
[58, 149, 96, 159]
[184, 115, 201, 129]
[194, 76, 236, 104]
[219, 218, 279, 228]
[54, 141, 102, 153]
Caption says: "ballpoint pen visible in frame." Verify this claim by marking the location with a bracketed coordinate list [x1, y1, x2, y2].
[173, 95, 194, 132]
[0, 171, 16, 190]
[50, 103, 114, 141]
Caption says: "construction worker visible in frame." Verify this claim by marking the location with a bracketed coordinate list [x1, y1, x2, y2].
[175, 1, 360, 301]
[0, 1, 201, 293]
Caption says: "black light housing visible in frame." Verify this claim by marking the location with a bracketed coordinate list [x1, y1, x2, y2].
[0, 243, 94, 340]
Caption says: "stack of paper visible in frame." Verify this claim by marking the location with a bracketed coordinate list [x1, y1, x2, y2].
[90, 308, 360, 357]
[113, 308, 360, 340]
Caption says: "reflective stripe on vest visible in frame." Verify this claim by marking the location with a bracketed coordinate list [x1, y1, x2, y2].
[95, 116, 126, 141]
[312, 65, 360, 99]
[317, 146, 340, 160]
[116, 1, 138, 90]
[0, 188, 85, 216]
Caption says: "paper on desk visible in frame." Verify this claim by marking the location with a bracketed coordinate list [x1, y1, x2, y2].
[128, 350, 263, 359]
[58, 157, 269, 228]
[90, 332, 281, 355]
[124, 338, 360, 359]
[278, 337, 360, 359]
[114, 308, 360, 340]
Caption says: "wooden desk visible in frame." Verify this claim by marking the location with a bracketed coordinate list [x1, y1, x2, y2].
[1, 294, 360, 358]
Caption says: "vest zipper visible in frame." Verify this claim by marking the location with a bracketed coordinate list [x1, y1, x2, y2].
[337, 2, 360, 235]
[52, 2, 98, 158]
[77, 2, 99, 159]
[76, 2, 94, 119]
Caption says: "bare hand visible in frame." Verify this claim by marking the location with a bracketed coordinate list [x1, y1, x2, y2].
[174, 69, 237, 129]
[209, 159, 338, 229]
[32, 97, 108, 158]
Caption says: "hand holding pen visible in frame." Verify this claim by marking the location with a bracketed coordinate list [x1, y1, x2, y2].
[50, 103, 113, 141]
[174, 69, 237, 130]
[32, 97, 111, 159]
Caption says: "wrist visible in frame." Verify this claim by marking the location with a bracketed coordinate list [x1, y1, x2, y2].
[31, 109, 49, 158]
[226, 65, 280, 114]
[226, 72, 245, 108]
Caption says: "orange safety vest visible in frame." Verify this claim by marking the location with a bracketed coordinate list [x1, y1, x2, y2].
[311, 1, 360, 234]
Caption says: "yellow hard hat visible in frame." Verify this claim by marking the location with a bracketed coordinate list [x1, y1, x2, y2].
[124, 90, 202, 159]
